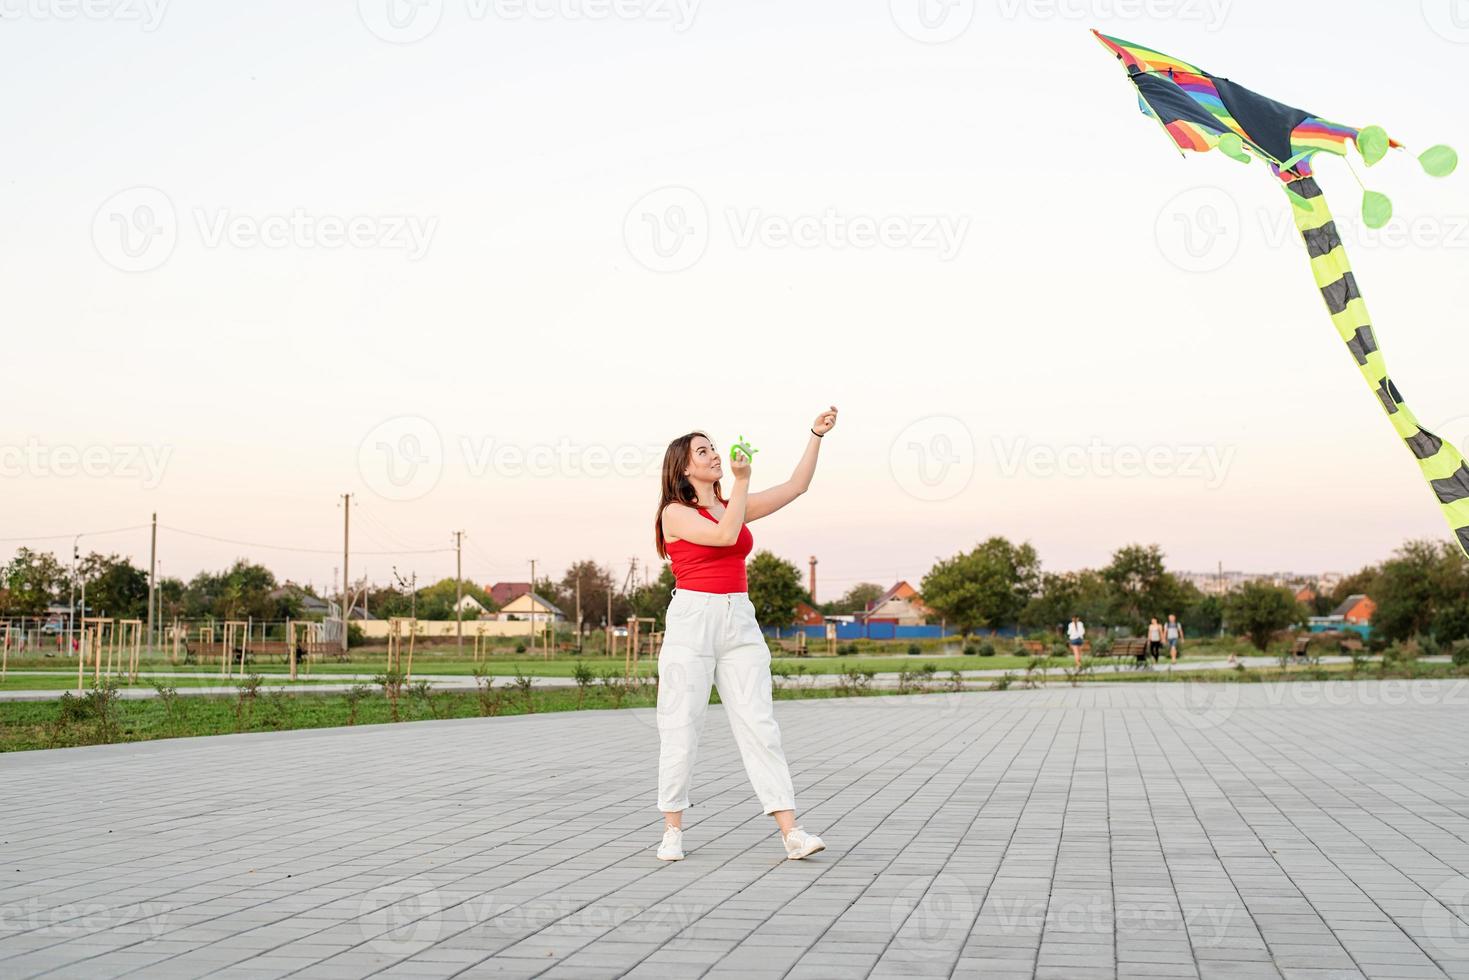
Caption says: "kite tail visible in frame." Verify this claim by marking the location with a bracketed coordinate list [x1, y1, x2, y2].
[1285, 175, 1469, 559]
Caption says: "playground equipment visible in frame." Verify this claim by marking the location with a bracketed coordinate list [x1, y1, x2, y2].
[221, 620, 249, 677]
[78, 617, 112, 690]
[285, 619, 326, 681]
[116, 619, 143, 682]
[619, 616, 658, 681]
[386, 617, 418, 680]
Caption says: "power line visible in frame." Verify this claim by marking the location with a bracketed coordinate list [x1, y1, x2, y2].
[0, 523, 150, 543]
[158, 524, 452, 556]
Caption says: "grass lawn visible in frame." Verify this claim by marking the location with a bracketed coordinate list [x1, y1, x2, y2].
[6, 656, 1464, 754]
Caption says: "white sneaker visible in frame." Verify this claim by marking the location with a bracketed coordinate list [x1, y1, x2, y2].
[657, 826, 684, 861]
[782, 826, 826, 860]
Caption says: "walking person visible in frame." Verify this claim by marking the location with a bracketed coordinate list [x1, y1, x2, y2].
[1146, 617, 1164, 666]
[1067, 615, 1086, 667]
[1165, 614, 1184, 665]
[652, 408, 838, 863]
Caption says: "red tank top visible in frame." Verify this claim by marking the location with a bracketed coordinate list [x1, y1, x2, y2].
[665, 505, 753, 593]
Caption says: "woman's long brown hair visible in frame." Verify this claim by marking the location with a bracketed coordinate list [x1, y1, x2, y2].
[654, 431, 725, 559]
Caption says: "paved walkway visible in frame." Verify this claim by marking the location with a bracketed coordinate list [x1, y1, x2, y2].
[0, 656, 1390, 702]
[4, 681, 1469, 979]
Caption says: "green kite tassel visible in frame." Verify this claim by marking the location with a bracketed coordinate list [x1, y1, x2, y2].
[1420, 145, 1459, 178]
[1356, 125, 1390, 166]
[1362, 190, 1393, 229]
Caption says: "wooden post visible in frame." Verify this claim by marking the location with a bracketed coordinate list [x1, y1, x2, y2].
[406, 621, 417, 682]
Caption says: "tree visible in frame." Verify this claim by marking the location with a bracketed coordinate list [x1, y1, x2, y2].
[1020, 569, 1110, 631]
[830, 582, 884, 617]
[1225, 582, 1304, 651]
[0, 547, 68, 617]
[559, 560, 621, 630]
[1101, 544, 1188, 631]
[746, 551, 805, 630]
[632, 564, 676, 629]
[921, 537, 1041, 636]
[1369, 539, 1469, 643]
[1183, 593, 1224, 638]
[77, 553, 149, 619]
[182, 561, 284, 621]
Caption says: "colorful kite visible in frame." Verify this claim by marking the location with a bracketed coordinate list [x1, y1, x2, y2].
[1093, 31, 1468, 558]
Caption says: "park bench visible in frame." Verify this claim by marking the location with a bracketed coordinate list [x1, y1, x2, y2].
[1094, 637, 1152, 668]
[1290, 634, 1313, 663]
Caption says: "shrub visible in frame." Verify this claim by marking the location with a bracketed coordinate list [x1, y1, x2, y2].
[1452, 640, 1469, 668]
[991, 672, 1016, 692]
[963, 643, 978, 656]
[907, 643, 922, 656]
[979, 642, 996, 657]
[514, 642, 526, 654]
[345, 684, 373, 724]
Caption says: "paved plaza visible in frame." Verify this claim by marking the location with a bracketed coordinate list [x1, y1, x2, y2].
[4, 680, 1469, 979]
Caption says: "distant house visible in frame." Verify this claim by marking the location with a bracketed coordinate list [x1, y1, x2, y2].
[495, 592, 564, 624]
[1331, 594, 1376, 625]
[489, 582, 532, 607]
[862, 581, 932, 626]
[1294, 586, 1317, 605]
[793, 601, 825, 626]
[269, 584, 332, 617]
[455, 594, 490, 617]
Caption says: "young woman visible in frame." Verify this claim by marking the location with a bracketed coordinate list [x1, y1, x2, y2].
[1146, 617, 1163, 665]
[651, 407, 837, 863]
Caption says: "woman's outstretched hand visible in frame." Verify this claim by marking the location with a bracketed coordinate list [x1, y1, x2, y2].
[812, 405, 838, 436]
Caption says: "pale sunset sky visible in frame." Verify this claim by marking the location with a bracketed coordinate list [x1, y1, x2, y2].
[3, 0, 1468, 597]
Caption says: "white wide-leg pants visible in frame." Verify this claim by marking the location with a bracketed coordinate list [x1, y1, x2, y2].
[656, 588, 797, 815]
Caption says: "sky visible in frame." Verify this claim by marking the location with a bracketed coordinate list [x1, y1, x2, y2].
[3, 0, 1469, 600]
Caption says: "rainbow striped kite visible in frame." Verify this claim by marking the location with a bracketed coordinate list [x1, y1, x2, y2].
[1094, 30, 1468, 558]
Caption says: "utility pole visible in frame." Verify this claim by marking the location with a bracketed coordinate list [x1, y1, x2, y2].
[69, 535, 80, 660]
[455, 531, 464, 653]
[575, 574, 582, 654]
[341, 493, 351, 654]
[147, 513, 157, 654]
[529, 559, 537, 656]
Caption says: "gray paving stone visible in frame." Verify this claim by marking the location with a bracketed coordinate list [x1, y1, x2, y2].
[5, 681, 1469, 979]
